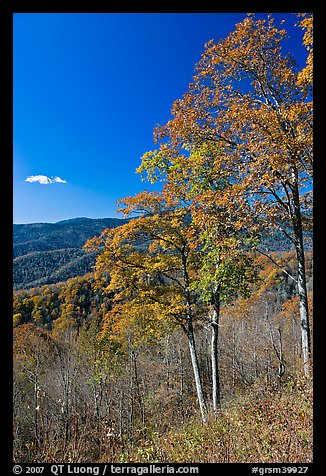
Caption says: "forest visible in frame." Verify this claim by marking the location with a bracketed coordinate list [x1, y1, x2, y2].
[13, 14, 313, 464]
[13, 217, 130, 290]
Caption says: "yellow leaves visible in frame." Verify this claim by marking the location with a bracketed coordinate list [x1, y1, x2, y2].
[296, 14, 313, 90]
[13, 313, 23, 328]
[88, 188, 202, 344]
[84, 235, 101, 252]
[83, 15, 314, 362]
[101, 299, 174, 347]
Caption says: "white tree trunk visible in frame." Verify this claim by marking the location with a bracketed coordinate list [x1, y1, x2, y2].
[292, 182, 311, 376]
[187, 321, 207, 423]
[296, 241, 311, 376]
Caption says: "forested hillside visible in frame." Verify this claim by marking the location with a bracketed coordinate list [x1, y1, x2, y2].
[13, 250, 313, 462]
[13, 217, 129, 289]
[13, 216, 312, 291]
[14, 217, 129, 256]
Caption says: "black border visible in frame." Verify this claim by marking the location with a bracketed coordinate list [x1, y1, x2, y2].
[1, 1, 321, 474]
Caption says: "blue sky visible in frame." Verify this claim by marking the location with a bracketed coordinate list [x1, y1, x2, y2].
[13, 12, 307, 224]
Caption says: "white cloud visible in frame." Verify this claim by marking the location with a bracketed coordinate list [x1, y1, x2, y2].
[25, 175, 67, 185]
[52, 176, 67, 184]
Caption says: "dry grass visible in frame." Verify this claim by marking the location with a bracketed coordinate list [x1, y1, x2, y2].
[119, 376, 313, 463]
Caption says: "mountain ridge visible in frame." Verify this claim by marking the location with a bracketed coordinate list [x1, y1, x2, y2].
[13, 216, 130, 290]
[13, 215, 312, 291]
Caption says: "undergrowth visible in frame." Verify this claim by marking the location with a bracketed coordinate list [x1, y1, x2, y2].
[115, 377, 312, 464]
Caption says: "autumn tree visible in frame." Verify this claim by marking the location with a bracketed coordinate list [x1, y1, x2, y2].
[196, 229, 258, 413]
[138, 14, 313, 375]
[86, 183, 259, 420]
[297, 13, 313, 92]
[86, 189, 210, 422]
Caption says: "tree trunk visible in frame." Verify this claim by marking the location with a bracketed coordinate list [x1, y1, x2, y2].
[253, 320, 259, 379]
[293, 181, 311, 376]
[132, 349, 145, 426]
[165, 336, 171, 390]
[232, 324, 236, 388]
[186, 319, 208, 423]
[181, 249, 207, 423]
[211, 303, 220, 415]
[178, 342, 185, 422]
[128, 348, 134, 446]
[296, 240, 311, 375]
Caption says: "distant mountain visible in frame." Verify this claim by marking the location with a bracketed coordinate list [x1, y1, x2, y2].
[13, 217, 130, 290]
[259, 227, 313, 253]
[13, 217, 130, 258]
[13, 215, 312, 291]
